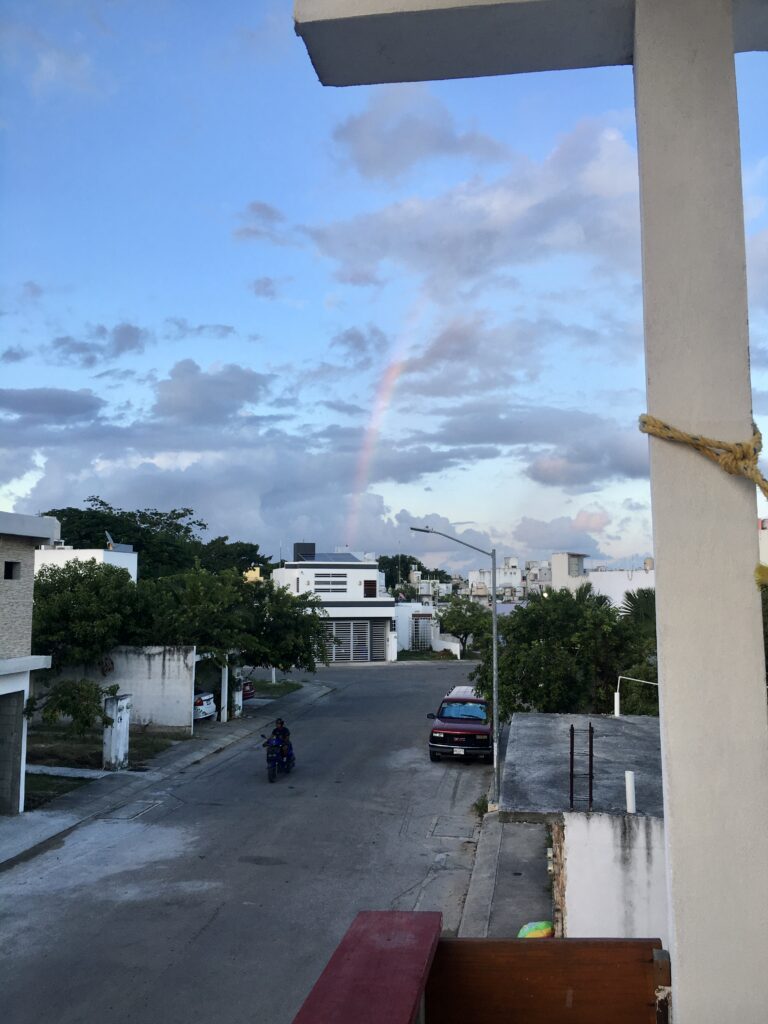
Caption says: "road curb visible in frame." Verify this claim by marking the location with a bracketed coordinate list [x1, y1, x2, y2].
[457, 810, 501, 938]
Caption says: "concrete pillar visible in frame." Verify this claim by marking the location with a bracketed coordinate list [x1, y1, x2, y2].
[634, 1, 768, 1019]
[103, 694, 131, 771]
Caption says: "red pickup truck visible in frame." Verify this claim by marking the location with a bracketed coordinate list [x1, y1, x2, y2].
[427, 685, 492, 764]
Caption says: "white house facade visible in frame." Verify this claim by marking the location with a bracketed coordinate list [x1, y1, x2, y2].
[272, 544, 397, 663]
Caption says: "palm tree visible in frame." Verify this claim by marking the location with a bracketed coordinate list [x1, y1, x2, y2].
[620, 587, 656, 639]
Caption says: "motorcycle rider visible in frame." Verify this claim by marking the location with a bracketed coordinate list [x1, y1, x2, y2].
[264, 718, 294, 766]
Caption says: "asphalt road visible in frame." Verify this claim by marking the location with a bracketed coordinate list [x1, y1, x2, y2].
[0, 662, 489, 1024]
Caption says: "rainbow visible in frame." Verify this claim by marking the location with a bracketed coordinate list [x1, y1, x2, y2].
[346, 357, 407, 547]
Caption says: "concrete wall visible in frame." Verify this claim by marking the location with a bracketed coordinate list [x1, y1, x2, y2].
[0, 534, 37, 659]
[562, 812, 668, 947]
[107, 646, 196, 733]
[34, 647, 197, 734]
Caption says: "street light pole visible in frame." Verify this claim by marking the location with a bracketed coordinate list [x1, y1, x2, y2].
[410, 525, 501, 806]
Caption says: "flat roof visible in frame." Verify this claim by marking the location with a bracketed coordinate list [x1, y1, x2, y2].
[0, 512, 60, 544]
[501, 712, 663, 818]
[295, 0, 768, 87]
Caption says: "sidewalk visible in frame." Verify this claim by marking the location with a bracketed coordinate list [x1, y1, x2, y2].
[0, 678, 331, 871]
[459, 814, 552, 937]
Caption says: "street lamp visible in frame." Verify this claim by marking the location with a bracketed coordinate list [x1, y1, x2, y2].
[410, 525, 501, 806]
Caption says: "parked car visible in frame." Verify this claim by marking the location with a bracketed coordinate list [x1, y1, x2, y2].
[193, 692, 217, 721]
[241, 678, 256, 701]
[427, 685, 492, 763]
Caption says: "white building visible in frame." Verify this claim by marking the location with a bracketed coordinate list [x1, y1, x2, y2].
[35, 542, 138, 582]
[272, 544, 397, 663]
[407, 569, 452, 602]
[469, 555, 523, 603]
[0, 511, 60, 815]
[550, 552, 656, 606]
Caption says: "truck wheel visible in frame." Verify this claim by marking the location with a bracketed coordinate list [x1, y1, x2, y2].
[429, 752, 439, 762]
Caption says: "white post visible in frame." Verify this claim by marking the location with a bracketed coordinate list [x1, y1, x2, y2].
[220, 662, 229, 724]
[613, 690, 621, 718]
[634, 1, 768, 1018]
[625, 771, 636, 815]
[103, 694, 131, 771]
[271, 667, 276, 686]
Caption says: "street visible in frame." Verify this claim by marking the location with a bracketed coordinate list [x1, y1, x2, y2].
[0, 662, 489, 1024]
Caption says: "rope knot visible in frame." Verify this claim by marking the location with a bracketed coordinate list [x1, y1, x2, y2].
[639, 414, 768, 500]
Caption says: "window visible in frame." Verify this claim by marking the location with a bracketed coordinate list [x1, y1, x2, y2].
[4, 561, 21, 580]
[363, 580, 377, 598]
[313, 572, 347, 593]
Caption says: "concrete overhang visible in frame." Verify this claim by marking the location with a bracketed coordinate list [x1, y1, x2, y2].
[295, 0, 768, 86]
[0, 512, 60, 545]
[0, 656, 52, 677]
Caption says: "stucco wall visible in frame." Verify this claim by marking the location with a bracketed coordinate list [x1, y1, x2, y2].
[108, 646, 196, 733]
[0, 535, 36, 659]
[562, 812, 668, 946]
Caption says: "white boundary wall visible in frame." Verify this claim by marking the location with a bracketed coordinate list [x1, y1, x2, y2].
[563, 812, 668, 946]
[108, 646, 196, 733]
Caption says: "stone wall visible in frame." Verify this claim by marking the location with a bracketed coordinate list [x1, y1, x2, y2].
[0, 534, 36, 659]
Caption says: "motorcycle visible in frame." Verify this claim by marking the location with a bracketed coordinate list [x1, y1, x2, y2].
[261, 734, 296, 783]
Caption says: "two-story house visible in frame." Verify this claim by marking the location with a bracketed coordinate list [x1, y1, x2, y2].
[272, 544, 397, 662]
[0, 511, 60, 814]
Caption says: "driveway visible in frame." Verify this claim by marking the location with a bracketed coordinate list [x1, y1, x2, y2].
[0, 661, 489, 1024]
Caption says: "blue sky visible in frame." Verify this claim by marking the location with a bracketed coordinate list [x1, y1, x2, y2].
[1, 1, 767, 572]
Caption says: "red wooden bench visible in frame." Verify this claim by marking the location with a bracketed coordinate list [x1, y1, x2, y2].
[292, 912, 671, 1024]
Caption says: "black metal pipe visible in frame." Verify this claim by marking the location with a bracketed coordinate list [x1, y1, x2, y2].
[569, 724, 575, 809]
[588, 722, 594, 811]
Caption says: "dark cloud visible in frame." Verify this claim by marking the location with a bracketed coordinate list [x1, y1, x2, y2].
[0, 387, 105, 421]
[151, 360, 274, 424]
[330, 325, 387, 368]
[50, 322, 151, 367]
[234, 201, 290, 243]
[1, 346, 31, 363]
[320, 399, 366, 417]
[333, 85, 508, 182]
[251, 277, 278, 299]
[22, 281, 43, 301]
[524, 431, 648, 491]
[164, 318, 235, 340]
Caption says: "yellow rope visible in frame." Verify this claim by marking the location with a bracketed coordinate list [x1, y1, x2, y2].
[639, 414, 768, 501]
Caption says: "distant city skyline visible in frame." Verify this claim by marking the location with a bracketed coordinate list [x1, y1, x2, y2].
[1, 2, 767, 572]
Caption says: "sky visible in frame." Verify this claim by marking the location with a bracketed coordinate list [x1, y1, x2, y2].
[1, 1, 767, 573]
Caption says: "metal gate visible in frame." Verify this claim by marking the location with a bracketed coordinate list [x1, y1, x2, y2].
[324, 619, 387, 662]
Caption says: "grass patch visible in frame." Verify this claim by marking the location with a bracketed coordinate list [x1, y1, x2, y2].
[396, 649, 457, 661]
[24, 773, 91, 811]
[245, 679, 302, 699]
[26, 722, 184, 770]
[472, 794, 489, 818]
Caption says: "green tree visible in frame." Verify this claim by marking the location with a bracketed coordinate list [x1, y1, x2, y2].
[377, 553, 451, 591]
[439, 596, 491, 655]
[197, 536, 269, 575]
[619, 587, 659, 715]
[130, 566, 251, 663]
[32, 560, 137, 671]
[472, 584, 629, 717]
[43, 496, 207, 579]
[239, 580, 331, 672]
